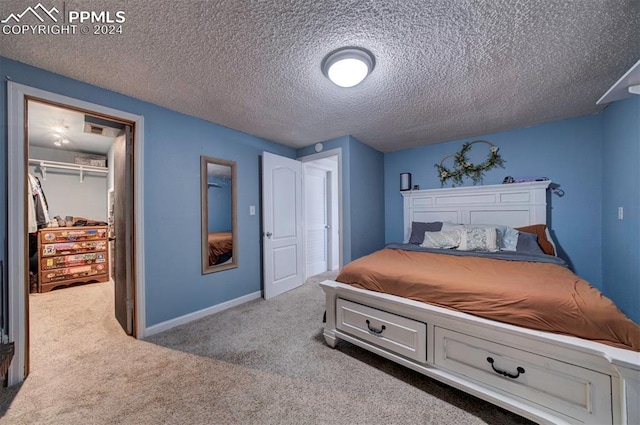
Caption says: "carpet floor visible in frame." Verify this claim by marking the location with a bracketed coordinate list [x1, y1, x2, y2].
[0, 272, 534, 424]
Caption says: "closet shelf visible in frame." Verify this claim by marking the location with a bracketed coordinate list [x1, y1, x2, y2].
[29, 159, 108, 182]
[597, 59, 640, 105]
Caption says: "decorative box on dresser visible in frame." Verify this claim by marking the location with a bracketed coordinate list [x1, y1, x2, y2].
[37, 226, 109, 293]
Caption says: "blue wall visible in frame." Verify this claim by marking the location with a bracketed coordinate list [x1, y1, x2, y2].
[385, 115, 604, 288]
[0, 56, 295, 327]
[298, 136, 385, 263]
[601, 96, 640, 323]
[348, 136, 385, 259]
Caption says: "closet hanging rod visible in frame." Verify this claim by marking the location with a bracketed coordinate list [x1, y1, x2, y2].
[28, 158, 108, 173]
[28, 158, 108, 182]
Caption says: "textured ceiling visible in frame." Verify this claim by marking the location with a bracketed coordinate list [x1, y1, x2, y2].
[27, 100, 117, 154]
[1, 0, 638, 152]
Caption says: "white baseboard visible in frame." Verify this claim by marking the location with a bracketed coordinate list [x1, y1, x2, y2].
[142, 291, 262, 338]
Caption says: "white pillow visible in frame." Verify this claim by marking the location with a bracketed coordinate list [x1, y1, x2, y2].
[545, 227, 557, 257]
[444, 222, 519, 251]
[421, 230, 461, 249]
[457, 227, 499, 252]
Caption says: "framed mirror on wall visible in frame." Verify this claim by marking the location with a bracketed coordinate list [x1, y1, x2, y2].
[201, 156, 237, 274]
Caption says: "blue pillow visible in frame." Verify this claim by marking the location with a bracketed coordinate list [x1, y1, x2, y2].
[516, 232, 544, 255]
[409, 221, 443, 244]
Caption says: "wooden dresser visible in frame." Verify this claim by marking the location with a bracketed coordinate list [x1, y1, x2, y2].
[37, 226, 109, 293]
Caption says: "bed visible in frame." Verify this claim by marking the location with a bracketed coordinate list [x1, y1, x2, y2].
[320, 181, 640, 425]
[207, 231, 233, 266]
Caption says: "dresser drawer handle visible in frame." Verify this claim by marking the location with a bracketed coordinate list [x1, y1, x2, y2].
[365, 320, 386, 335]
[486, 357, 525, 379]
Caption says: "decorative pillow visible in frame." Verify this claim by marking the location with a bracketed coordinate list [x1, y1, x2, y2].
[516, 232, 544, 255]
[515, 225, 556, 256]
[408, 221, 443, 244]
[500, 226, 520, 251]
[457, 227, 498, 252]
[421, 230, 461, 249]
[445, 223, 518, 251]
[469, 224, 514, 250]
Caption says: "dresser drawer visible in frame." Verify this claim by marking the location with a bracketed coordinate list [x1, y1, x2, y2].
[40, 227, 108, 243]
[434, 327, 612, 424]
[40, 252, 107, 270]
[336, 298, 426, 362]
[41, 263, 108, 283]
[41, 240, 107, 257]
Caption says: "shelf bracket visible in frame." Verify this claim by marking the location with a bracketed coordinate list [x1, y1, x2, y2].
[39, 161, 46, 181]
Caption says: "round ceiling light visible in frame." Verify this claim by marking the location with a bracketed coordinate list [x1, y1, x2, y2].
[322, 47, 375, 88]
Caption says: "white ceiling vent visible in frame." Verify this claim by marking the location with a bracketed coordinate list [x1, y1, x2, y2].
[83, 122, 121, 138]
[83, 115, 124, 138]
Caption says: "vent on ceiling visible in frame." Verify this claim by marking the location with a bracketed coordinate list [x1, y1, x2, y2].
[88, 124, 104, 135]
[83, 115, 125, 138]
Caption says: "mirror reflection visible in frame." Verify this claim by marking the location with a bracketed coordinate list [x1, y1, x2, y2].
[201, 156, 237, 274]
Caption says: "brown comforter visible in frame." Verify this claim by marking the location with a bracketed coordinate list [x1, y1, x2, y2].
[337, 248, 640, 351]
[208, 232, 233, 266]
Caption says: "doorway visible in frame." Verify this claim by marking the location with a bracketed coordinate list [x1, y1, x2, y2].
[261, 148, 343, 299]
[6, 82, 146, 385]
[302, 155, 340, 277]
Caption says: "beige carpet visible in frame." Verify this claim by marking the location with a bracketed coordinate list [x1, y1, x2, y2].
[0, 273, 534, 424]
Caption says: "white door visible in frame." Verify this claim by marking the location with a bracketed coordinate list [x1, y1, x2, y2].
[304, 165, 328, 277]
[262, 152, 304, 299]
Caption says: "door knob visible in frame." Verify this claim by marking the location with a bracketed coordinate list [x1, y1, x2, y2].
[264, 231, 272, 238]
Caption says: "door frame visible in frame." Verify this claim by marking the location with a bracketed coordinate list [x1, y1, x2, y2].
[6, 82, 146, 385]
[298, 148, 343, 273]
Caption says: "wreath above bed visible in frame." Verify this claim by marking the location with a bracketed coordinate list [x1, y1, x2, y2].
[435, 140, 505, 186]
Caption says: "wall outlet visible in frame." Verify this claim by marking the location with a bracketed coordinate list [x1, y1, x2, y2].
[250, 205, 256, 216]
[617, 207, 623, 220]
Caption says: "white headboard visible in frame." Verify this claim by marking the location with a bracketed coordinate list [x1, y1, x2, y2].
[402, 181, 551, 242]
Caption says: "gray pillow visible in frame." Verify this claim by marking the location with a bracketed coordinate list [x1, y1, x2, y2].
[516, 232, 544, 255]
[409, 221, 443, 244]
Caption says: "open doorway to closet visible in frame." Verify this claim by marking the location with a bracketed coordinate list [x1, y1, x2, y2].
[28, 100, 118, 291]
[6, 81, 145, 385]
[25, 98, 135, 372]
[301, 151, 341, 279]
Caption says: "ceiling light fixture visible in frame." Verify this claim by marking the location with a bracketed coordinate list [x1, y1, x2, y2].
[322, 47, 375, 88]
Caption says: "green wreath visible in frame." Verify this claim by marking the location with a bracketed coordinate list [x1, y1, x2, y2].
[435, 140, 505, 187]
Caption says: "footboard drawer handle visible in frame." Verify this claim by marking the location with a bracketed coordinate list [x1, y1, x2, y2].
[365, 320, 386, 335]
[486, 357, 525, 379]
